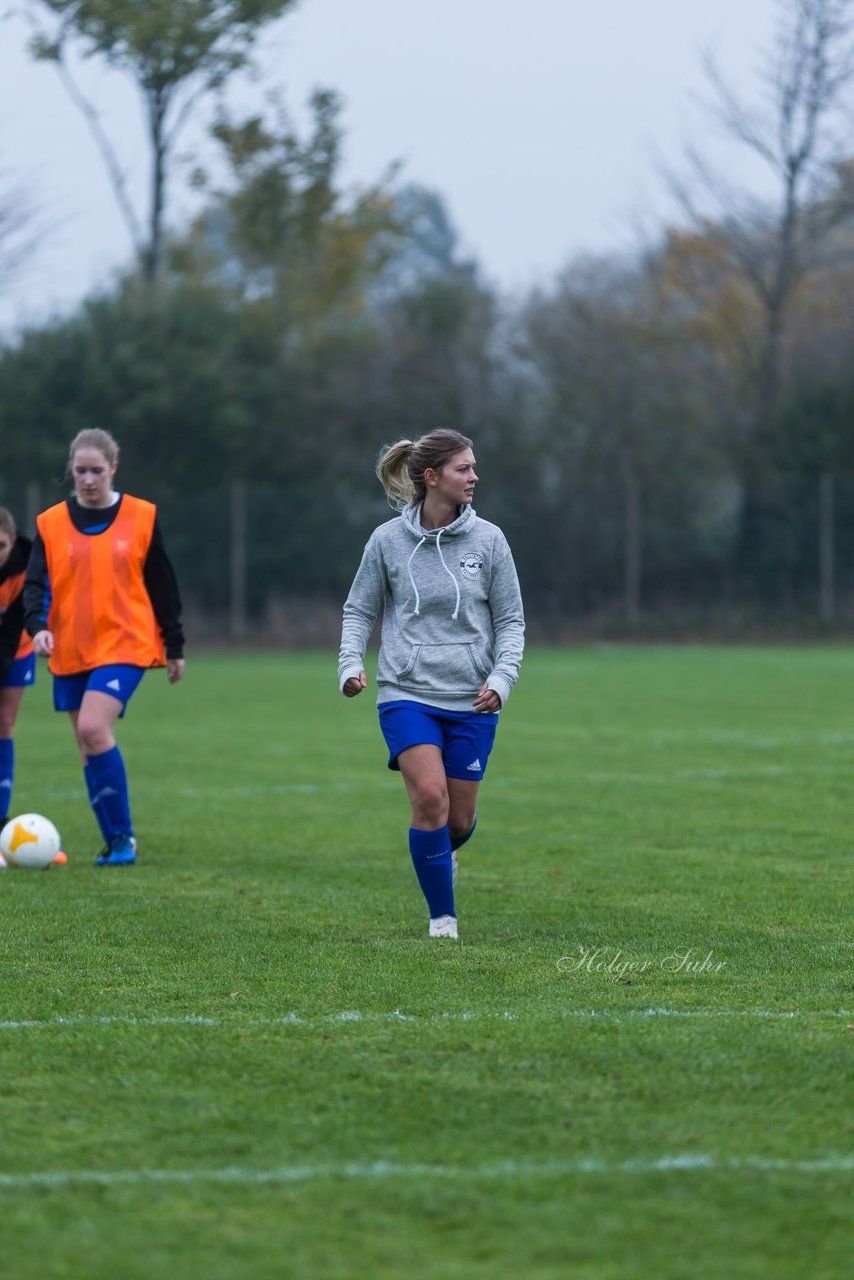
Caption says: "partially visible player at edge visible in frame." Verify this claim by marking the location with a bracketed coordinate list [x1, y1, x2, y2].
[23, 428, 185, 866]
[0, 506, 35, 831]
[338, 429, 525, 939]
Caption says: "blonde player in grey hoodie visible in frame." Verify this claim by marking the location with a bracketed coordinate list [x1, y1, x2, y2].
[338, 429, 525, 939]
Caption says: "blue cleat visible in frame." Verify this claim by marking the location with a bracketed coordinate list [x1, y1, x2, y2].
[95, 834, 138, 866]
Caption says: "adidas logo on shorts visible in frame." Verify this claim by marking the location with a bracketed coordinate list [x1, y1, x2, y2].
[466, 758, 482, 772]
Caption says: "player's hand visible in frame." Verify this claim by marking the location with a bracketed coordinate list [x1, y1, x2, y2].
[473, 682, 501, 713]
[343, 671, 367, 697]
[32, 630, 54, 657]
[167, 658, 185, 684]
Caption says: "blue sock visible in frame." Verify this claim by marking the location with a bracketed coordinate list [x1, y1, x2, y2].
[83, 761, 110, 843]
[0, 738, 13, 823]
[409, 826, 455, 919]
[86, 747, 133, 841]
[450, 816, 477, 852]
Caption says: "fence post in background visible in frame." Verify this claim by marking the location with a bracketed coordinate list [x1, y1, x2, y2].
[230, 479, 248, 640]
[25, 481, 41, 534]
[819, 471, 835, 627]
[624, 469, 642, 625]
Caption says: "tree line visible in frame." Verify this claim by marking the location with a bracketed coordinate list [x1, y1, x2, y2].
[3, 0, 854, 637]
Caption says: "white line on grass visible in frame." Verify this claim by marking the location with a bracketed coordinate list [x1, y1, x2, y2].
[0, 1155, 852, 1190]
[0, 1007, 848, 1032]
[0, 1015, 217, 1029]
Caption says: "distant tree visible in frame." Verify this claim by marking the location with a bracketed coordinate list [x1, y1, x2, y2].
[0, 275, 242, 488]
[663, 0, 854, 602]
[0, 155, 46, 293]
[23, 0, 297, 285]
[521, 253, 725, 620]
[367, 184, 472, 303]
[168, 89, 404, 481]
[198, 90, 399, 332]
[319, 181, 496, 469]
[668, 0, 854, 456]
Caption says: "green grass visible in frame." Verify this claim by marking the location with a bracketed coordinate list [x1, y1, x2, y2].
[1, 646, 853, 1279]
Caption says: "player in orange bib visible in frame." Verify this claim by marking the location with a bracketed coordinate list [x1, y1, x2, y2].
[0, 506, 36, 831]
[24, 429, 185, 866]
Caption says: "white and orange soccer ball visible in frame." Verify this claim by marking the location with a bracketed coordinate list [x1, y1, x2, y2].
[0, 813, 62, 869]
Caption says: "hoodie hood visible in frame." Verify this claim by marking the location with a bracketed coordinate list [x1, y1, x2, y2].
[401, 501, 476, 541]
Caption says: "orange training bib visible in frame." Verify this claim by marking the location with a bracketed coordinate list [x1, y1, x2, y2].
[37, 496, 165, 675]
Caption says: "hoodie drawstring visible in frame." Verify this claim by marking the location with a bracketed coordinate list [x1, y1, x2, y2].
[407, 536, 427, 615]
[435, 529, 461, 620]
[407, 524, 460, 614]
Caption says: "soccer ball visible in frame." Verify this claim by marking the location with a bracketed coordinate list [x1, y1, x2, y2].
[0, 813, 62, 869]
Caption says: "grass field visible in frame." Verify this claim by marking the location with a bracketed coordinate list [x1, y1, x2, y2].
[1, 646, 852, 1279]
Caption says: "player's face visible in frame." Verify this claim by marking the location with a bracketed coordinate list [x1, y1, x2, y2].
[0, 531, 12, 568]
[427, 448, 478, 508]
[72, 447, 117, 508]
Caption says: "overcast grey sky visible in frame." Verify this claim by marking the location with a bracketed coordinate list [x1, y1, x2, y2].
[1, 0, 781, 331]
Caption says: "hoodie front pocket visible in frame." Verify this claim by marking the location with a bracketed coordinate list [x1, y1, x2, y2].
[396, 643, 485, 695]
[466, 644, 490, 680]
[396, 646, 420, 679]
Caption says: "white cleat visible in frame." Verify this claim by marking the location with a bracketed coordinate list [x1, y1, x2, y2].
[451, 851, 459, 885]
[429, 914, 458, 939]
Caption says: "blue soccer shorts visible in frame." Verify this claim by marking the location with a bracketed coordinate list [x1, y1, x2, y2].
[378, 700, 499, 781]
[52, 664, 146, 716]
[0, 653, 36, 688]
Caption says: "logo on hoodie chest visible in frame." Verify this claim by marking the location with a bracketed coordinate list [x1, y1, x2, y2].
[459, 551, 484, 581]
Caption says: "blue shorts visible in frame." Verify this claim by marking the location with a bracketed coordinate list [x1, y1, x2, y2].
[53, 664, 146, 715]
[379, 700, 499, 781]
[1, 653, 36, 689]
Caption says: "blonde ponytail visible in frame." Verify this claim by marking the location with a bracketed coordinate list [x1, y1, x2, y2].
[376, 439, 416, 510]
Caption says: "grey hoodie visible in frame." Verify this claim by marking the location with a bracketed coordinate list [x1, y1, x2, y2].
[338, 502, 525, 711]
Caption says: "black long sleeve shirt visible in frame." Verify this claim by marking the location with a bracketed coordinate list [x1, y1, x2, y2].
[23, 497, 185, 659]
[0, 534, 32, 677]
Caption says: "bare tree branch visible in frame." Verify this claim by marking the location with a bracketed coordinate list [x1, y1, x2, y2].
[0, 169, 43, 285]
[19, 1, 297, 286]
[53, 46, 146, 256]
[666, 0, 854, 440]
